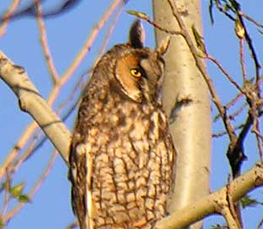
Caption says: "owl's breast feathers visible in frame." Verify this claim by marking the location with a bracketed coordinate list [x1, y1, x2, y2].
[69, 82, 175, 229]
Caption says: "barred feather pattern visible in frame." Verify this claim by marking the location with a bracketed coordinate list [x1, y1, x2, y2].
[69, 24, 176, 229]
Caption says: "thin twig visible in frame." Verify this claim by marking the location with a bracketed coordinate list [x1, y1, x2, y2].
[214, 1, 236, 21]
[226, 93, 244, 110]
[0, 172, 12, 219]
[0, 0, 81, 21]
[236, 14, 261, 85]
[239, 11, 263, 29]
[2, 151, 58, 223]
[12, 130, 42, 172]
[226, 175, 243, 228]
[63, 221, 79, 229]
[1, 0, 124, 176]
[221, 206, 241, 229]
[144, 18, 182, 36]
[97, 2, 124, 58]
[257, 215, 263, 229]
[0, 0, 21, 37]
[206, 54, 244, 93]
[229, 103, 247, 121]
[35, 0, 59, 84]
[251, 118, 263, 160]
[166, 0, 236, 143]
[239, 38, 246, 83]
[214, 93, 244, 123]
[58, 0, 124, 85]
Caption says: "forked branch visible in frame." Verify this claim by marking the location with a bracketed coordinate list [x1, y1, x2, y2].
[155, 162, 263, 229]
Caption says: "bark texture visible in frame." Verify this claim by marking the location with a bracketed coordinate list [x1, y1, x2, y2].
[153, 0, 211, 227]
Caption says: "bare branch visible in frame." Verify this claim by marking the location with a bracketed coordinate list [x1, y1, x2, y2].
[35, 0, 59, 85]
[239, 11, 263, 29]
[0, 0, 82, 21]
[206, 54, 244, 93]
[155, 162, 263, 229]
[2, 151, 58, 223]
[0, 0, 21, 37]
[0, 50, 71, 164]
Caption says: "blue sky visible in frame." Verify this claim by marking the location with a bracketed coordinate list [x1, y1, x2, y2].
[0, 0, 262, 228]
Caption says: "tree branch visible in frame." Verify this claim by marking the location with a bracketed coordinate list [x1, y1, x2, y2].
[155, 162, 263, 229]
[0, 50, 70, 165]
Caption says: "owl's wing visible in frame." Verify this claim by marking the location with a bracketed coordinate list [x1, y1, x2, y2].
[69, 140, 95, 229]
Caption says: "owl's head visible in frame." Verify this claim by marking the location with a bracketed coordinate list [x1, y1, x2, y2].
[108, 20, 170, 103]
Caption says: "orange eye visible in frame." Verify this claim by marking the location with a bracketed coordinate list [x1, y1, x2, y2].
[130, 68, 142, 78]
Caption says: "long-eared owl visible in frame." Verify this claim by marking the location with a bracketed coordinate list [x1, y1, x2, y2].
[69, 20, 176, 229]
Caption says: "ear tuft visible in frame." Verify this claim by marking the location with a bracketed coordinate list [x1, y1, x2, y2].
[129, 19, 145, 48]
[157, 36, 171, 56]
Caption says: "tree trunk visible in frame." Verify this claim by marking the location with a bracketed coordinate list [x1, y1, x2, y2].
[153, 0, 211, 228]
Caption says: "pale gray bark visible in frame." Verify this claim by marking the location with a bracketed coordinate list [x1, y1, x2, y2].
[1, 5, 263, 227]
[155, 162, 263, 229]
[0, 50, 70, 164]
[153, 0, 211, 228]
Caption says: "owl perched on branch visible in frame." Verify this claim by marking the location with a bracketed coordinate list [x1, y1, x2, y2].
[69, 20, 176, 229]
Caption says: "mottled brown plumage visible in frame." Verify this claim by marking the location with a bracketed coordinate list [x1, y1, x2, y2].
[69, 20, 176, 229]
